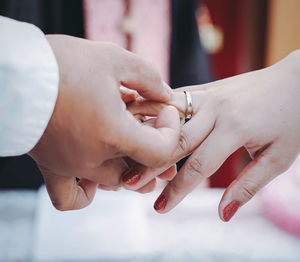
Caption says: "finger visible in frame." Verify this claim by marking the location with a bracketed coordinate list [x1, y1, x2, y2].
[98, 184, 120, 191]
[89, 158, 128, 186]
[218, 142, 293, 222]
[127, 98, 167, 117]
[121, 107, 215, 191]
[122, 165, 176, 194]
[120, 162, 176, 194]
[172, 106, 216, 162]
[158, 165, 177, 180]
[127, 91, 207, 122]
[153, 130, 242, 213]
[136, 179, 157, 194]
[42, 170, 97, 211]
[120, 86, 138, 103]
[122, 164, 175, 190]
[124, 91, 216, 185]
[121, 107, 216, 189]
[118, 49, 172, 102]
[118, 105, 180, 168]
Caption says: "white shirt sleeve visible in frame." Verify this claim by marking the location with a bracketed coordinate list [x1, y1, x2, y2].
[0, 16, 59, 156]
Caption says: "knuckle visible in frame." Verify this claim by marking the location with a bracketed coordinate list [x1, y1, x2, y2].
[230, 115, 245, 132]
[216, 95, 228, 108]
[212, 94, 246, 139]
[185, 157, 204, 179]
[169, 180, 183, 196]
[178, 130, 190, 155]
[210, 92, 230, 110]
[221, 111, 244, 134]
[239, 181, 259, 202]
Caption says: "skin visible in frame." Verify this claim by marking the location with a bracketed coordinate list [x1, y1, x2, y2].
[125, 50, 300, 221]
[29, 35, 180, 211]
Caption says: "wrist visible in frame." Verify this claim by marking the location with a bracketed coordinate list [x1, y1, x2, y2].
[270, 49, 300, 96]
[29, 36, 62, 157]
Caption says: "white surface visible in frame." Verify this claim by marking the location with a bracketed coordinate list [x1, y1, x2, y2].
[0, 190, 37, 262]
[33, 187, 300, 262]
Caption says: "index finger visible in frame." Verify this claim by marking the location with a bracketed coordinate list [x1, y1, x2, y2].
[116, 105, 180, 168]
[116, 49, 172, 102]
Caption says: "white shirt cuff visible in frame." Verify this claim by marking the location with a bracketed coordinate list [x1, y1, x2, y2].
[0, 16, 59, 156]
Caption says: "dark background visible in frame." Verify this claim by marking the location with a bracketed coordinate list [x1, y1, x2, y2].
[0, 0, 85, 189]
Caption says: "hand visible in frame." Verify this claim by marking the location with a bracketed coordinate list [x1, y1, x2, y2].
[29, 35, 180, 211]
[125, 50, 300, 221]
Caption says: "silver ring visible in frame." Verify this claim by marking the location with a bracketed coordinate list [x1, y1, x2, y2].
[184, 91, 193, 122]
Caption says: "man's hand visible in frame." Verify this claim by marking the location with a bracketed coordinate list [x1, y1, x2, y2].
[29, 35, 180, 211]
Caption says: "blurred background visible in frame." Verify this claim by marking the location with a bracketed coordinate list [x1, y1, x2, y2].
[0, 0, 300, 261]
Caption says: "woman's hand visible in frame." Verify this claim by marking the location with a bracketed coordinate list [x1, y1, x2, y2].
[125, 50, 300, 221]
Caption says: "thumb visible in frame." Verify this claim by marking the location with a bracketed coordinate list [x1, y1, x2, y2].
[41, 169, 97, 211]
[119, 105, 180, 168]
[218, 142, 292, 222]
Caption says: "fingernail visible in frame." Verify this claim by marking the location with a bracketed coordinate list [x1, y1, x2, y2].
[154, 193, 167, 211]
[223, 200, 240, 222]
[122, 170, 141, 186]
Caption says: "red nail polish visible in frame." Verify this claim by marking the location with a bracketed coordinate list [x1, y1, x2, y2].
[122, 170, 141, 186]
[154, 194, 167, 211]
[223, 200, 240, 222]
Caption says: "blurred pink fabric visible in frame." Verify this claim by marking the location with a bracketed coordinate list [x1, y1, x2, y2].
[83, 0, 170, 82]
[261, 155, 300, 238]
[84, 1, 127, 47]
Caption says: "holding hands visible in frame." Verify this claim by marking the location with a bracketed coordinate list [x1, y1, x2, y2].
[3, 16, 299, 224]
[29, 35, 181, 211]
[30, 35, 300, 222]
